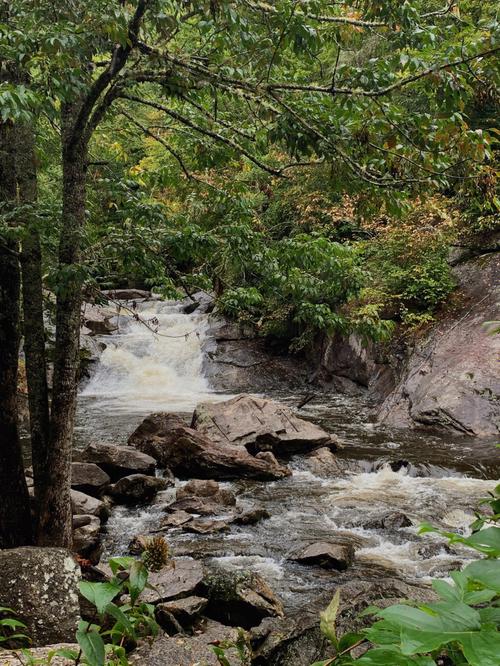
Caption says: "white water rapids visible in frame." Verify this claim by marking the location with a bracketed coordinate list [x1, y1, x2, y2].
[76, 298, 498, 613]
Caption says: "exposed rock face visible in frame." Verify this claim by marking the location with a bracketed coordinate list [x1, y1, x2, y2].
[234, 508, 270, 525]
[128, 413, 290, 480]
[0, 548, 81, 647]
[71, 462, 110, 496]
[203, 569, 284, 629]
[77, 442, 156, 480]
[184, 518, 231, 534]
[130, 621, 241, 666]
[140, 559, 204, 604]
[379, 255, 500, 436]
[176, 479, 236, 505]
[202, 315, 310, 392]
[107, 474, 170, 504]
[181, 290, 215, 315]
[315, 254, 499, 438]
[292, 542, 355, 571]
[71, 489, 109, 521]
[160, 510, 193, 528]
[192, 394, 334, 457]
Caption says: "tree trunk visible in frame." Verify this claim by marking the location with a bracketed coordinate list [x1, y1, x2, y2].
[18, 122, 51, 527]
[0, 119, 34, 548]
[36, 104, 87, 547]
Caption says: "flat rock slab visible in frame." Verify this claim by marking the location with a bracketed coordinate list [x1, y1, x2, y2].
[0, 644, 80, 665]
[77, 442, 156, 480]
[192, 394, 334, 456]
[292, 542, 355, 571]
[0, 548, 80, 647]
[141, 559, 204, 604]
[130, 621, 241, 665]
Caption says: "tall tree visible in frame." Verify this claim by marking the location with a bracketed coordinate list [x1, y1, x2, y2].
[0, 16, 33, 547]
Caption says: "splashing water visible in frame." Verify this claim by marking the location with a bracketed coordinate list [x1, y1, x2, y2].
[80, 300, 213, 414]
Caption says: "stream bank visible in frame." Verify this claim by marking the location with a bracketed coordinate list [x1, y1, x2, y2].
[68, 293, 500, 662]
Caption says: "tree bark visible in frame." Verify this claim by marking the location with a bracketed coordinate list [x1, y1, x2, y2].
[17, 122, 51, 526]
[36, 103, 87, 547]
[0, 119, 34, 548]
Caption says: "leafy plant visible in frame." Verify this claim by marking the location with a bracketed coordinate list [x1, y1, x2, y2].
[74, 556, 159, 666]
[0, 606, 29, 648]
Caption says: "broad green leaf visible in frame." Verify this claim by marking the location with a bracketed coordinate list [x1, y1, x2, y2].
[356, 647, 435, 665]
[79, 581, 121, 616]
[108, 556, 135, 574]
[319, 590, 340, 647]
[129, 560, 148, 604]
[460, 630, 500, 666]
[463, 560, 500, 592]
[105, 601, 135, 638]
[76, 628, 105, 666]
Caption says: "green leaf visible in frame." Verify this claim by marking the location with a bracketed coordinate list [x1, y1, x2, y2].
[129, 560, 148, 604]
[356, 648, 435, 665]
[76, 627, 106, 666]
[79, 581, 121, 616]
[105, 602, 135, 638]
[463, 559, 500, 592]
[460, 630, 500, 666]
[0, 618, 27, 629]
[108, 556, 135, 574]
[319, 590, 340, 648]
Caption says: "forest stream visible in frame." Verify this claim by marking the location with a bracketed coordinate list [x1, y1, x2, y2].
[75, 299, 499, 616]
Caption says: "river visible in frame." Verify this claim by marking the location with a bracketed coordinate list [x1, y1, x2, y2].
[75, 298, 499, 614]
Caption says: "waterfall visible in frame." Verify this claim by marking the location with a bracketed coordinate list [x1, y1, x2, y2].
[80, 300, 214, 415]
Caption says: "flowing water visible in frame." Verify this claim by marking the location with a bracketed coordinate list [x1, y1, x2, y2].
[76, 299, 499, 614]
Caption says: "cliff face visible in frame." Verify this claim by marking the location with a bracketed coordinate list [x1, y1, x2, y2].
[318, 252, 500, 438]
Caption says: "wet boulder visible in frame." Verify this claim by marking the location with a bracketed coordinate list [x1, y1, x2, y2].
[160, 510, 193, 528]
[233, 508, 270, 526]
[141, 559, 204, 604]
[363, 511, 413, 530]
[251, 615, 332, 666]
[192, 394, 335, 457]
[304, 447, 344, 477]
[0, 548, 81, 646]
[72, 515, 102, 564]
[203, 569, 284, 629]
[71, 462, 110, 497]
[107, 474, 170, 504]
[156, 596, 208, 631]
[292, 542, 355, 571]
[177, 479, 236, 505]
[102, 288, 150, 300]
[130, 620, 241, 666]
[81, 303, 118, 335]
[77, 442, 156, 480]
[71, 489, 109, 521]
[184, 518, 231, 534]
[128, 413, 290, 481]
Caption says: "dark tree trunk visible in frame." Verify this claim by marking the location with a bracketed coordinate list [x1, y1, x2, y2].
[18, 122, 50, 526]
[36, 104, 87, 547]
[0, 119, 34, 548]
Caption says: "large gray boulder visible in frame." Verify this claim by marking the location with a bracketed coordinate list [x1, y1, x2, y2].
[203, 569, 284, 629]
[192, 394, 334, 456]
[130, 620, 241, 665]
[76, 442, 156, 480]
[71, 489, 109, 521]
[71, 462, 110, 497]
[0, 548, 81, 647]
[107, 474, 170, 504]
[292, 541, 355, 571]
[128, 414, 290, 481]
